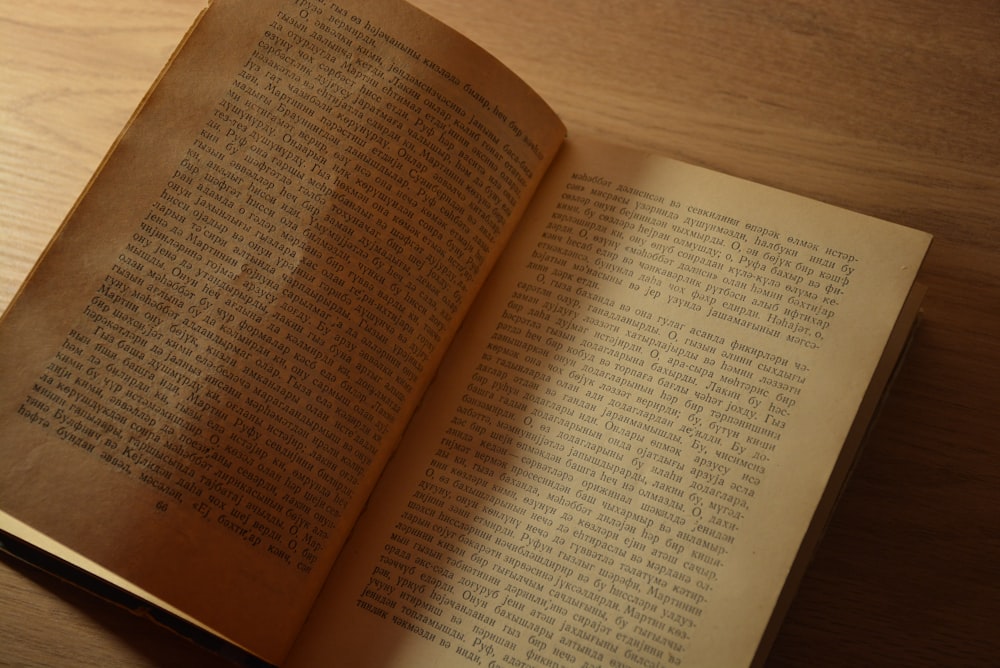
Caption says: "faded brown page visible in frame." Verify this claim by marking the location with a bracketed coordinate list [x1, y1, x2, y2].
[285, 137, 930, 667]
[0, 0, 563, 662]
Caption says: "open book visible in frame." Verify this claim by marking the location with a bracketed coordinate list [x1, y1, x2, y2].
[0, 0, 931, 666]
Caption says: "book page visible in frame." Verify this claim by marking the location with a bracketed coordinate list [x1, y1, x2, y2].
[0, 0, 562, 662]
[286, 137, 931, 667]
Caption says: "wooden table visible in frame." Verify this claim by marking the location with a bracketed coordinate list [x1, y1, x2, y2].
[2, 1, 998, 666]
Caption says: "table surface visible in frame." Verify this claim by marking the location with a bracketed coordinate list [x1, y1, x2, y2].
[2, 1, 998, 666]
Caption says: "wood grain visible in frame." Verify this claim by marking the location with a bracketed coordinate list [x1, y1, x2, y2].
[2, 1, 998, 665]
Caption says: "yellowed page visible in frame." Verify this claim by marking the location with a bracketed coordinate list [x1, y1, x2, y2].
[0, 0, 563, 662]
[286, 137, 930, 667]
[748, 281, 927, 667]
